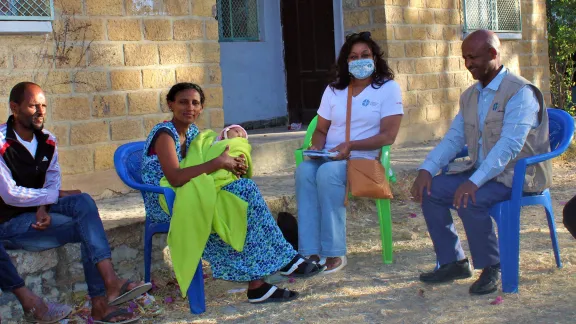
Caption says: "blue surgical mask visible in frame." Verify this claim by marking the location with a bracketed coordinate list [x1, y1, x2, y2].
[348, 58, 375, 80]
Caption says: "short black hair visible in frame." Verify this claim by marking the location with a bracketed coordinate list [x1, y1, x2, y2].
[9, 82, 40, 104]
[166, 83, 205, 105]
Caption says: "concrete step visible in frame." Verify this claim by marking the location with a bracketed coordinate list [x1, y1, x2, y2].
[247, 128, 306, 176]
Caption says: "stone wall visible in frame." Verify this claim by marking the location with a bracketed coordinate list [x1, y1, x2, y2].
[0, 0, 222, 198]
[342, 0, 551, 144]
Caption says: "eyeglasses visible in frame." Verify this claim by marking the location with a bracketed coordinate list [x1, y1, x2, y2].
[345, 31, 372, 41]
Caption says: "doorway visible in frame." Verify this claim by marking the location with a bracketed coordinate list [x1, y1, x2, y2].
[281, 0, 336, 125]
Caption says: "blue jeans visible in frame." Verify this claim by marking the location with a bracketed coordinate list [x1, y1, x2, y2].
[295, 159, 347, 257]
[0, 193, 111, 297]
[421, 172, 512, 269]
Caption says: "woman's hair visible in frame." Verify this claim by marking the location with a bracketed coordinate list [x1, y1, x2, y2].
[330, 32, 395, 90]
[166, 82, 206, 105]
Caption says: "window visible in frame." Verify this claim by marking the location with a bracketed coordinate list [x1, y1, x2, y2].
[463, 0, 522, 33]
[217, 0, 260, 42]
[0, 0, 54, 21]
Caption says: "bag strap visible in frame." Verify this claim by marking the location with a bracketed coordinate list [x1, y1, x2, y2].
[344, 86, 353, 206]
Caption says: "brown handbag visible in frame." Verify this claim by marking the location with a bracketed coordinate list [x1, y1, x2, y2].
[344, 86, 393, 205]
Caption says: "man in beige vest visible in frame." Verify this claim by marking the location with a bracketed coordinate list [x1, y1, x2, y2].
[410, 30, 552, 295]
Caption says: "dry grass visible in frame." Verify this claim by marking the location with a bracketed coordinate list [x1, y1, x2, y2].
[144, 160, 576, 324]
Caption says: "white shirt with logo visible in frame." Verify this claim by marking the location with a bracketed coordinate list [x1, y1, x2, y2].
[14, 131, 38, 158]
[317, 80, 404, 159]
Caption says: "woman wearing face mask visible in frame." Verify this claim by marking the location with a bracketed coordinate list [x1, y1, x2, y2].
[295, 32, 404, 273]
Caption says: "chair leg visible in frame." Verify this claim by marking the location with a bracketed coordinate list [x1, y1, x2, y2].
[497, 202, 520, 293]
[144, 227, 153, 283]
[376, 199, 393, 264]
[543, 191, 562, 268]
[187, 260, 206, 315]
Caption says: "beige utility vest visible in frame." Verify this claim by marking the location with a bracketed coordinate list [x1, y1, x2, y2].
[446, 72, 552, 192]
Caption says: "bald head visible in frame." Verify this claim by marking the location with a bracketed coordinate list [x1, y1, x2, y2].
[8, 82, 46, 132]
[461, 30, 503, 86]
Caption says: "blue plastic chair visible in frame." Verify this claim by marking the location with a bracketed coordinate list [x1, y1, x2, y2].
[444, 108, 574, 293]
[114, 141, 206, 314]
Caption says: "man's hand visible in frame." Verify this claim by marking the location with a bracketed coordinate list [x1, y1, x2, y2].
[59, 190, 82, 198]
[328, 142, 352, 161]
[32, 206, 51, 231]
[453, 180, 479, 209]
[411, 170, 433, 203]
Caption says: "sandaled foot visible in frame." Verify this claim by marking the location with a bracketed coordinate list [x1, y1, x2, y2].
[23, 301, 72, 324]
[279, 254, 326, 278]
[108, 280, 152, 306]
[322, 256, 347, 275]
[93, 308, 139, 324]
[247, 283, 299, 304]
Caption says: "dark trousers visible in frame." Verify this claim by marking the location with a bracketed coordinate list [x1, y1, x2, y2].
[563, 194, 576, 239]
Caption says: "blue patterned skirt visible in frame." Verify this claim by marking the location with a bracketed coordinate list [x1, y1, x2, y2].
[202, 178, 297, 282]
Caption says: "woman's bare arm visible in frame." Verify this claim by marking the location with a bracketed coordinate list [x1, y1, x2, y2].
[311, 116, 331, 149]
[154, 132, 221, 187]
[349, 114, 403, 151]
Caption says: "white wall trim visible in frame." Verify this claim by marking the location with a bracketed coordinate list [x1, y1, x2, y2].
[333, 0, 344, 58]
[0, 21, 52, 34]
[462, 31, 522, 40]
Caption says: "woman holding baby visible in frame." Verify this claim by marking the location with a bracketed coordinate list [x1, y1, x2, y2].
[140, 82, 324, 304]
[295, 32, 404, 273]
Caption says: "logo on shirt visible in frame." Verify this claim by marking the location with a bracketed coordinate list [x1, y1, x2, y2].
[42, 156, 48, 162]
[362, 99, 370, 107]
[492, 103, 499, 111]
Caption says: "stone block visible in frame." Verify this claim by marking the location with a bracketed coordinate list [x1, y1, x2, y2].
[427, 26, 443, 40]
[427, 0, 442, 8]
[107, 19, 142, 41]
[415, 58, 443, 73]
[53, 17, 106, 42]
[408, 106, 427, 124]
[53, 97, 91, 121]
[191, 0, 216, 17]
[176, 66, 206, 84]
[166, 0, 189, 15]
[54, 0, 82, 13]
[8, 250, 58, 275]
[441, 0, 457, 8]
[194, 111, 209, 129]
[453, 72, 469, 87]
[74, 71, 109, 93]
[394, 26, 412, 40]
[90, 44, 124, 67]
[86, 0, 124, 15]
[385, 43, 405, 58]
[205, 20, 219, 40]
[449, 42, 462, 56]
[13, 44, 54, 69]
[395, 59, 414, 74]
[111, 70, 141, 90]
[48, 124, 70, 147]
[144, 19, 173, 41]
[124, 44, 159, 66]
[403, 8, 419, 24]
[424, 74, 439, 89]
[412, 27, 427, 41]
[190, 43, 220, 63]
[110, 119, 144, 141]
[421, 42, 436, 56]
[441, 102, 459, 120]
[0, 47, 8, 69]
[359, 0, 382, 6]
[204, 86, 223, 107]
[95, 144, 120, 171]
[443, 26, 459, 41]
[418, 91, 433, 105]
[112, 245, 139, 262]
[209, 108, 224, 128]
[419, 9, 434, 24]
[144, 114, 172, 133]
[0, 73, 35, 97]
[58, 147, 94, 174]
[446, 87, 461, 102]
[92, 94, 126, 118]
[128, 91, 160, 115]
[344, 10, 371, 28]
[403, 91, 418, 107]
[445, 57, 461, 72]
[436, 42, 449, 56]
[405, 43, 421, 57]
[159, 43, 189, 65]
[173, 19, 204, 40]
[142, 69, 176, 89]
[207, 65, 222, 84]
[375, 7, 401, 24]
[55, 46, 87, 69]
[70, 121, 109, 145]
[37, 71, 72, 95]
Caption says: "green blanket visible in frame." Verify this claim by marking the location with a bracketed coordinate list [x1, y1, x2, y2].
[159, 130, 252, 297]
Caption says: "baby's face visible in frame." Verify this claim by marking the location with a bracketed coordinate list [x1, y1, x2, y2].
[227, 128, 245, 139]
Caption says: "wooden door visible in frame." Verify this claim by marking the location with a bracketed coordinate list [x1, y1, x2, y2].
[281, 0, 336, 124]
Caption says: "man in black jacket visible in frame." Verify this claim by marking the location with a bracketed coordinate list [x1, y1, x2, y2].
[0, 82, 150, 323]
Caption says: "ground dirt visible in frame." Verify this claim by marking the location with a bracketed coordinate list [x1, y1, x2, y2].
[139, 156, 576, 324]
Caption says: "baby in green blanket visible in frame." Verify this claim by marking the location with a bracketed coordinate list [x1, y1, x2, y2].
[211, 124, 252, 180]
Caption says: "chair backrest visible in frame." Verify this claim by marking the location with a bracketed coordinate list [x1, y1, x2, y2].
[301, 116, 319, 149]
[114, 141, 146, 189]
[547, 108, 575, 153]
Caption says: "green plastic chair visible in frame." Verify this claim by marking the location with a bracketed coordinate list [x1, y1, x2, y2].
[294, 115, 397, 264]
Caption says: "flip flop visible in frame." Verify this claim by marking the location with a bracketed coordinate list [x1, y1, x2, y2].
[248, 285, 299, 304]
[23, 302, 73, 323]
[279, 256, 326, 278]
[93, 309, 140, 324]
[322, 256, 347, 275]
[108, 281, 152, 306]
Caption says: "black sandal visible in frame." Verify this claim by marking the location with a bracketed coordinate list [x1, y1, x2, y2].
[279, 254, 326, 278]
[247, 283, 299, 304]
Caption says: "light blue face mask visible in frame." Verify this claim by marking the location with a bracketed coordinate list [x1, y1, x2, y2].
[348, 58, 375, 80]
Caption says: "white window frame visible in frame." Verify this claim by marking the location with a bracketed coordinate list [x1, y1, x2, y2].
[0, 0, 54, 34]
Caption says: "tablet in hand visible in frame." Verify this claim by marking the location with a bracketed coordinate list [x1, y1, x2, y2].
[303, 150, 339, 158]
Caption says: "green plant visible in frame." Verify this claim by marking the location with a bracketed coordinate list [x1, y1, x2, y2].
[546, 0, 576, 114]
